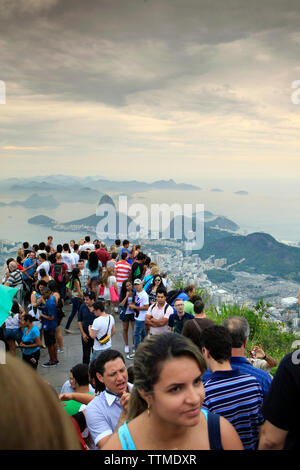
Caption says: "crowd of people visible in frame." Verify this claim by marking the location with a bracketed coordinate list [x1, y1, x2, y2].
[0, 234, 299, 451]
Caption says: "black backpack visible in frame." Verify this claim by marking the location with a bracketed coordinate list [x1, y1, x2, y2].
[149, 302, 171, 315]
[51, 263, 64, 283]
[166, 289, 183, 305]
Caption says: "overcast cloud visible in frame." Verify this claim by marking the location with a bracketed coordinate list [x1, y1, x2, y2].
[1, 0, 300, 181]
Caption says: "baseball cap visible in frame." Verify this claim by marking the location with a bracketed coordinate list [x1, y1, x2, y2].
[133, 279, 142, 285]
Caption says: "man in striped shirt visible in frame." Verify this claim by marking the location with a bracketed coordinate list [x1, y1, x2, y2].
[201, 325, 264, 450]
[4, 261, 24, 305]
[114, 252, 132, 293]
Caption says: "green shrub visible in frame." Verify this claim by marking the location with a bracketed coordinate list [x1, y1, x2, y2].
[205, 299, 297, 369]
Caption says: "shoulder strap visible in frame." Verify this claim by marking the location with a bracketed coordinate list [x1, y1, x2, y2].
[164, 303, 170, 314]
[105, 315, 111, 335]
[193, 318, 203, 333]
[207, 411, 222, 450]
[118, 422, 136, 450]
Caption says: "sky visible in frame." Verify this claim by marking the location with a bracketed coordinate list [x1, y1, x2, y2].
[1, 0, 300, 184]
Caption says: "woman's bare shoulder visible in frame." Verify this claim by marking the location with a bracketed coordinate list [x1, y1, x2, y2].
[219, 416, 244, 450]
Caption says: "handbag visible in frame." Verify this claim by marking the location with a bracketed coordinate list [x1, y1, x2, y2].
[98, 283, 105, 298]
[97, 316, 111, 345]
[109, 285, 119, 302]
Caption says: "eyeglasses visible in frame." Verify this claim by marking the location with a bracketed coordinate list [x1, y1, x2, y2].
[154, 279, 161, 282]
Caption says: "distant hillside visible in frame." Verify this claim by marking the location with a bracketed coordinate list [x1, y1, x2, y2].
[28, 215, 56, 226]
[95, 178, 200, 192]
[205, 269, 235, 283]
[28, 193, 138, 238]
[196, 232, 300, 282]
[0, 193, 59, 209]
[206, 216, 239, 231]
[163, 214, 237, 240]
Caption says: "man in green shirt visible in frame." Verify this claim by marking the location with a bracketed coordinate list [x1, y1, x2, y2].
[183, 294, 203, 316]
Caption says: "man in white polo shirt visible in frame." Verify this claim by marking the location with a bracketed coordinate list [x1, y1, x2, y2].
[145, 287, 173, 336]
[85, 349, 132, 449]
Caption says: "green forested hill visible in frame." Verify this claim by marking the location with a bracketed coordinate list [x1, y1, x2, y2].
[197, 232, 300, 281]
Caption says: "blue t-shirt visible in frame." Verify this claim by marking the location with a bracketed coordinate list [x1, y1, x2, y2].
[78, 303, 96, 335]
[171, 292, 189, 313]
[22, 325, 40, 355]
[168, 312, 194, 334]
[43, 295, 58, 330]
[22, 258, 36, 279]
[122, 248, 132, 265]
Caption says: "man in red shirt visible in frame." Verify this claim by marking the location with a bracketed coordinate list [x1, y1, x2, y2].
[96, 242, 111, 267]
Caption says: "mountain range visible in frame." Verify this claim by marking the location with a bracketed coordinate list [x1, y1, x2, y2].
[27, 204, 300, 281]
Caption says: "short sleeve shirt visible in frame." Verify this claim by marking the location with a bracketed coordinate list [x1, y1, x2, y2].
[148, 302, 173, 334]
[91, 315, 115, 351]
[262, 352, 300, 449]
[22, 325, 40, 355]
[85, 384, 133, 447]
[168, 312, 194, 334]
[133, 290, 149, 322]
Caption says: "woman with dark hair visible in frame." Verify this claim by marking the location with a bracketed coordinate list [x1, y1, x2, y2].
[85, 251, 102, 297]
[146, 274, 164, 305]
[65, 268, 83, 334]
[3, 300, 23, 356]
[19, 313, 42, 370]
[119, 279, 136, 354]
[48, 279, 64, 353]
[103, 333, 243, 450]
[29, 279, 47, 348]
[37, 267, 52, 284]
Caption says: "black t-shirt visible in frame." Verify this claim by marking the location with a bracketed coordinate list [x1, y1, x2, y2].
[262, 352, 300, 450]
[48, 252, 57, 264]
[131, 262, 144, 280]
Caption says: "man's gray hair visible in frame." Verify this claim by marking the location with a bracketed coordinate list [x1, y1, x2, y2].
[9, 261, 17, 271]
[40, 286, 51, 295]
[222, 316, 250, 348]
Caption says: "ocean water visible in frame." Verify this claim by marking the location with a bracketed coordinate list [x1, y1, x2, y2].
[0, 185, 299, 245]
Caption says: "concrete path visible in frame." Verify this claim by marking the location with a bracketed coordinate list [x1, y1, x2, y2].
[17, 302, 135, 394]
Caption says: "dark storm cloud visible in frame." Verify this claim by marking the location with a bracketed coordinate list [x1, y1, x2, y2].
[1, 0, 300, 107]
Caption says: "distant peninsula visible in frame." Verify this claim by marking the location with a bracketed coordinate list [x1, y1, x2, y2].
[1, 193, 59, 209]
[234, 190, 249, 195]
[28, 215, 56, 226]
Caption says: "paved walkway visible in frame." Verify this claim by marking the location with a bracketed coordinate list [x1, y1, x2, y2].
[16, 302, 135, 394]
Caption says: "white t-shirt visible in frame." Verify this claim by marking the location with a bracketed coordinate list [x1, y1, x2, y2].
[91, 314, 115, 351]
[79, 243, 95, 252]
[61, 252, 75, 272]
[72, 252, 80, 266]
[134, 290, 149, 322]
[104, 275, 117, 300]
[36, 261, 51, 279]
[147, 302, 173, 335]
[5, 313, 20, 329]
